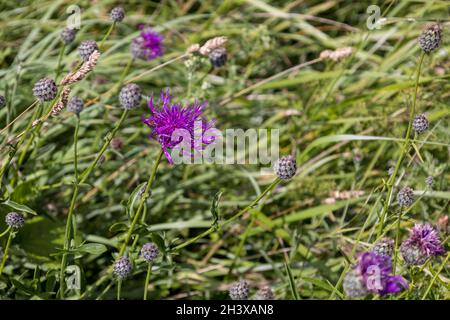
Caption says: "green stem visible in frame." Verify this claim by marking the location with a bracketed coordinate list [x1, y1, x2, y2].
[377, 53, 425, 237]
[80, 109, 129, 184]
[117, 279, 122, 300]
[143, 263, 152, 300]
[0, 230, 13, 275]
[0, 226, 11, 238]
[421, 253, 450, 299]
[59, 116, 80, 299]
[172, 178, 280, 252]
[99, 22, 116, 52]
[118, 149, 164, 256]
[55, 43, 66, 81]
[393, 208, 403, 274]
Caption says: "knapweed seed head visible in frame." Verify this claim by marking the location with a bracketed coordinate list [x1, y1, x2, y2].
[400, 223, 444, 266]
[426, 176, 434, 187]
[110, 7, 125, 22]
[5, 212, 25, 230]
[60, 27, 76, 44]
[343, 269, 368, 298]
[0, 95, 5, 108]
[67, 96, 84, 114]
[119, 83, 141, 109]
[412, 114, 429, 134]
[142, 89, 216, 164]
[79, 40, 99, 62]
[130, 27, 163, 61]
[33, 78, 57, 102]
[254, 286, 275, 300]
[397, 187, 414, 207]
[140, 242, 159, 263]
[113, 256, 132, 279]
[229, 280, 249, 300]
[273, 155, 297, 180]
[419, 24, 442, 54]
[209, 47, 227, 68]
[371, 238, 394, 257]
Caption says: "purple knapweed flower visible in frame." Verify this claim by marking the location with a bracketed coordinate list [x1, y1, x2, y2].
[142, 89, 216, 164]
[344, 252, 408, 298]
[130, 27, 164, 61]
[400, 223, 444, 265]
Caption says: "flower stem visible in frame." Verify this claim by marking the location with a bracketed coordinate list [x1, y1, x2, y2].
[55, 43, 66, 81]
[118, 149, 164, 256]
[0, 230, 13, 275]
[377, 52, 425, 237]
[393, 208, 403, 274]
[421, 252, 450, 300]
[117, 279, 122, 300]
[172, 178, 280, 252]
[99, 22, 116, 52]
[0, 226, 11, 238]
[80, 109, 129, 184]
[143, 263, 152, 300]
[59, 115, 80, 299]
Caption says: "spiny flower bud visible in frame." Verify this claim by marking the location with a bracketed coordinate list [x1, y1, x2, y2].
[113, 256, 132, 279]
[60, 27, 76, 44]
[67, 96, 84, 114]
[426, 176, 433, 187]
[273, 155, 297, 180]
[119, 83, 141, 109]
[419, 24, 442, 54]
[412, 114, 429, 134]
[33, 78, 57, 101]
[343, 269, 368, 298]
[5, 212, 25, 230]
[254, 286, 275, 300]
[110, 7, 125, 22]
[140, 242, 159, 263]
[0, 95, 5, 108]
[397, 187, 414, 207]
[209, 47, 227, 68]
[371, 238, 394, 257]
[78, 40, 99, 62]
[229, 280, 249, 300]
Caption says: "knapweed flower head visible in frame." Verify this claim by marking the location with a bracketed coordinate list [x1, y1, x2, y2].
[130, 27, 163, 61]
[419, 23, 442, 54]
[344, 252, 408, 298]
[229, 280, 249, 300]
[371, 238, 394, 257]
[5, 212, 25, 229]
[142, 89, 216, 164]
[113, 256, 133, 279]
[140, 242, 159, 263]
[400, 223, 444, 266]
[397, 186, 414, 207]
[254, 286, 275, 300]
[412, 114, 429, 134]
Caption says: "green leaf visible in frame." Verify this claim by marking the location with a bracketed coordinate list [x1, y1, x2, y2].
[77, 243, 108, 255]
[1, 199, 37, 215]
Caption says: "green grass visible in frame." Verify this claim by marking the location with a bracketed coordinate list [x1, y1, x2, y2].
[0, 0, 448, 300]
